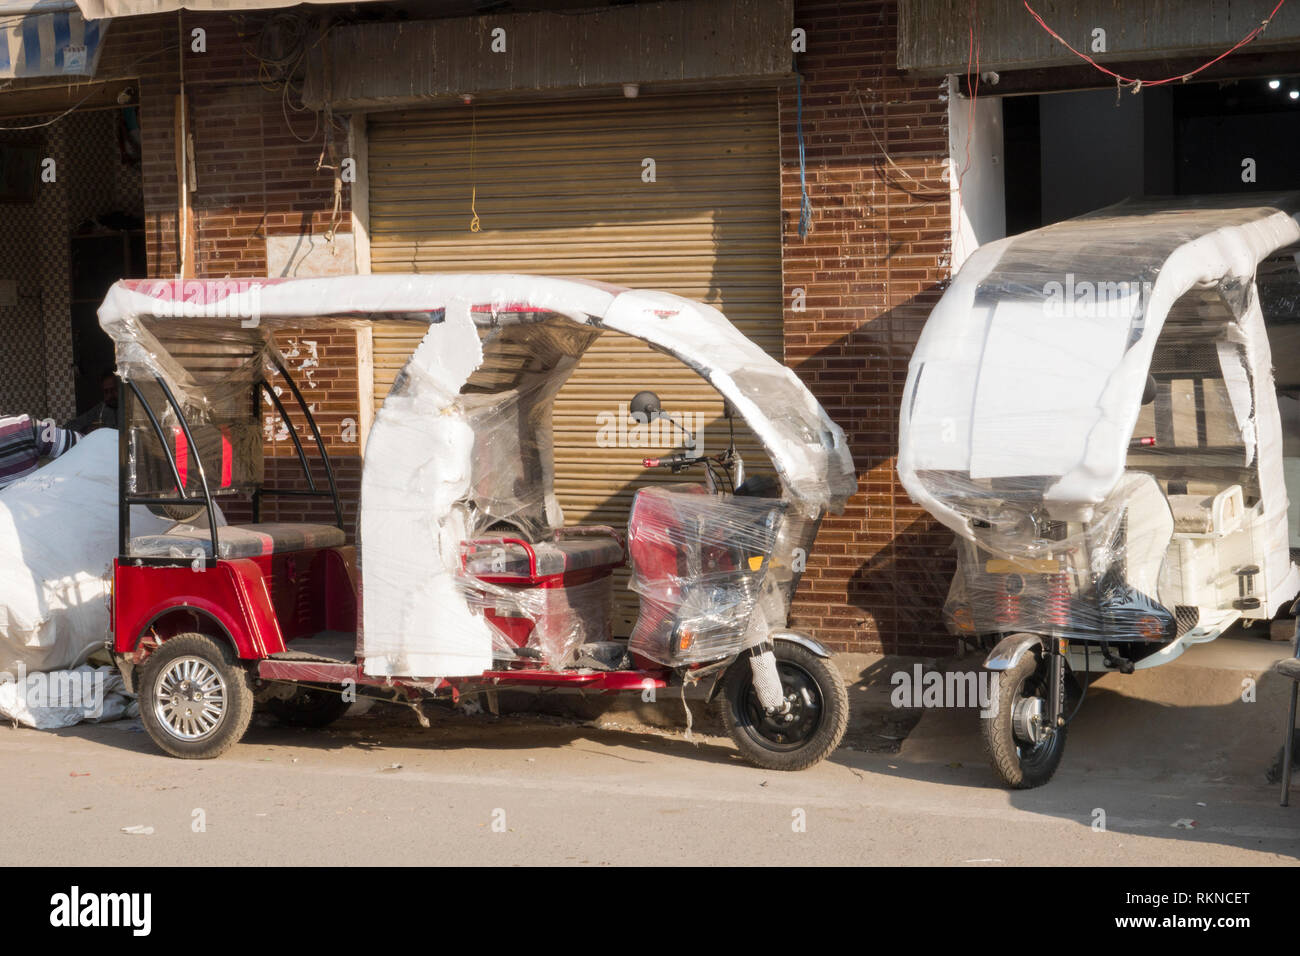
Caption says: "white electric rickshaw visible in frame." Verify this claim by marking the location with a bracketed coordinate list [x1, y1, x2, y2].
[899, 195, 1300, 787]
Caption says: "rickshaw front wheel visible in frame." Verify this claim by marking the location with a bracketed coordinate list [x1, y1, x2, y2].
[721, 642, 849, 771]
[138, 633, 255, 759]
[981, 644, 1067, 789]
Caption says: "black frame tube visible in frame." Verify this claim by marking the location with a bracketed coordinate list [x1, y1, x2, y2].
[260, 380, 318, 491]
[118, 356, 345, 563]
[119, 377, 217, 561]
[153, 375, 221, 557]
[270, 357, 343, 530]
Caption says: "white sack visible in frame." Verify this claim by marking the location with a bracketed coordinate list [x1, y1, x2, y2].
[0, 430, 171, 673]
[0, 665, 135, 729]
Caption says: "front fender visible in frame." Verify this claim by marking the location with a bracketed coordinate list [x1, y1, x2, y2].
[768, 628, 833, 658]
[701, 629, 834, 702]
[983, 632, 1045, 671]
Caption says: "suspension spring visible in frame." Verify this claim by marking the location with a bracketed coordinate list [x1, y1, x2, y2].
[1046, 571, 1071, 629]
[997, 577, 1020, 626]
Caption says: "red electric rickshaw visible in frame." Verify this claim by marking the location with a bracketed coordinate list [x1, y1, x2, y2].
[103, 275, 856, 771]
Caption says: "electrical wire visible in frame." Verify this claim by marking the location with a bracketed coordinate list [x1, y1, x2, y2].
[0, 41, 178, 130]
[1024, 0, 1288, 92]
[961, 0, 978, 181]
[795, 68, 812, 238]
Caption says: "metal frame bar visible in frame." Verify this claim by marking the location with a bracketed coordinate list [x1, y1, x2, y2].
[255, 371, 344, 530]
[119, 377, 218, 561]
[260, 380, 319, 488]
[118, 353, 345, 566]
[1282, 608, 1300, 806]
[270, 357, 344, 529]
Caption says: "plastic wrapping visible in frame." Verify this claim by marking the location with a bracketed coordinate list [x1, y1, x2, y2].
[0, 431, 173, 673]
[900, 194, 1300, 644]
[459, 529, 623, 667]
[98, 275, 855, 677]
[469, 576, 615, 668]
[626, 485, 789, 664]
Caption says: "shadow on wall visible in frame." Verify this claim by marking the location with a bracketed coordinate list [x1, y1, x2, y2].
[787, 284, 958, 656]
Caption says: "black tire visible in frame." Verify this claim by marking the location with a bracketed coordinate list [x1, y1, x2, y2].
[981, 644, 1067, 789]
[720, 642, 849, 771]
[138, 632, 255, 759]
[265, 684, 352, 728]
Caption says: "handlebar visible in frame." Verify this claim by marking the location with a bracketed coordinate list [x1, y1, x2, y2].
[642, 453, 705, 470]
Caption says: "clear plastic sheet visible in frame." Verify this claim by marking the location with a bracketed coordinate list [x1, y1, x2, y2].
[626, 485, 789, 664]
[458, 527, 623, 668]
[901, 195, 1300, 642]
[98, 275, 855, 677]
[466, 576, 615, 668]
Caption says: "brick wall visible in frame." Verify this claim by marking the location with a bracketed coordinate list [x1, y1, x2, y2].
[92, 13, 361, 536]
[781, 0, 956, 656]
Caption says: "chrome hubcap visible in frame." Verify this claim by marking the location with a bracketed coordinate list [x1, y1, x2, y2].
[154, 657, 227, 740]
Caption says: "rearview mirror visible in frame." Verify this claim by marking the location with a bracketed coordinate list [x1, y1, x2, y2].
[629, 390, 662, 423]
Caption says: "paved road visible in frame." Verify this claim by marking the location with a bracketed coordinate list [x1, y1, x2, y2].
[2, 701, 1297, 867]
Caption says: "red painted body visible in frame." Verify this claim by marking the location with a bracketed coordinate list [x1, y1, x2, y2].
[474, 565, 615, 649]
[114, 536, 675, 696]
[113, 546, 358, 659]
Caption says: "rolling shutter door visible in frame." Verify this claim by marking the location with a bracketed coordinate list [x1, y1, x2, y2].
[367, 91, 781, 632]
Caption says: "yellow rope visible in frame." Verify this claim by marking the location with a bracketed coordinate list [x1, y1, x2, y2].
[468, 106, 481, 233]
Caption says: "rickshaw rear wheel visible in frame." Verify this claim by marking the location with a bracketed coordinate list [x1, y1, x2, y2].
[721, 642, 849, 771]
[265, 684, 352, 728]
[138, 633, 255, 759]
[981, 644, 1067, 789]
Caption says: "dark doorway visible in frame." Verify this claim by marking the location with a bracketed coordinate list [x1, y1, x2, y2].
[1003, 73, 1300, 229]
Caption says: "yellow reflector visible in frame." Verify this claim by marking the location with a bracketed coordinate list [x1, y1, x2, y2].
[747, 555, 764, 571]
[1137, 616, 1163, 639]
[985, 558, 1060, 574]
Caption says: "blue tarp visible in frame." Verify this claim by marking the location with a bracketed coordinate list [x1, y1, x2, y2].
[0, 3, 108, 79]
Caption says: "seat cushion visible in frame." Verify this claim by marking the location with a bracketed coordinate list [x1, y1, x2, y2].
[131, 522, 346, 559]
[1167, 494, 1214, 533]
[463, 532, 624, 578]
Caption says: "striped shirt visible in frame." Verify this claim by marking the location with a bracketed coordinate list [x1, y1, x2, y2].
[0, 415, 79, 491]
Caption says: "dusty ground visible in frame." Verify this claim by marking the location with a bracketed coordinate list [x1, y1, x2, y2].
[2, 631, 1298, 867]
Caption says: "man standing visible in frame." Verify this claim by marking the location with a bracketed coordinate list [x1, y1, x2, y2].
[0, 415, 79, 492]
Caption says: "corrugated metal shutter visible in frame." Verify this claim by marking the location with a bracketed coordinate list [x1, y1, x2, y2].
[366, 91, 781, 632]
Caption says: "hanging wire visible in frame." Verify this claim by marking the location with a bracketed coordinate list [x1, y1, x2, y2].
[795, 68, 812, 238]
[1023, 0, 1287, 91]
[0, 41, 179, 130]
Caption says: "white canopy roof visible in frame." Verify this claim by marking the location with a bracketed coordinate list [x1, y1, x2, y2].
[899, 194, 1300, 530]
